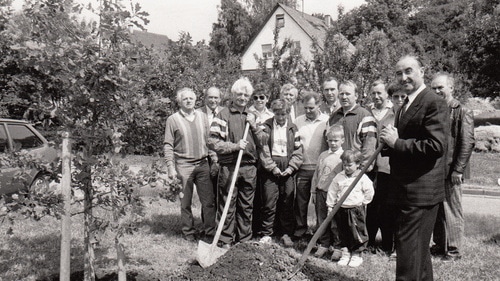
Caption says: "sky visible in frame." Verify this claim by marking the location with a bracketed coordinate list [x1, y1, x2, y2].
[11, 0, 366, 43]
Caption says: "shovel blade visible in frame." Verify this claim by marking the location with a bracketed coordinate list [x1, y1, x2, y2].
[196, 240, 228, 268]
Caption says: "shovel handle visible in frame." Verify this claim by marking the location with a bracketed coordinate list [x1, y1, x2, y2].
[210, 123, 251, 247]
[290, 143, 385, 277]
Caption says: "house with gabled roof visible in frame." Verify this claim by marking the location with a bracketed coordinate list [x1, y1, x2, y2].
[241, 3, 354, 72]
[129, 29, 172, 51]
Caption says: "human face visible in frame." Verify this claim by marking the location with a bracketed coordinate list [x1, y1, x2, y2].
[391, 91, 407, 110]
[370, 84, 388, 109]
[252, 94, 268, 111]
[338, 84, 358, 110]
[179, 91, 196, 112]
[205, 88, 221, 111]
[395, 57, 425, 94]
[303, 98, 321, 120]
[343, 160, 359, 176]
[274, 111, 287, 126]
[431, 75, 453, 102]
[281, 89, 297, 104]
[323, 80, 338, 104]
[233, 89, 251, 108]
[326, 134, 344, 152]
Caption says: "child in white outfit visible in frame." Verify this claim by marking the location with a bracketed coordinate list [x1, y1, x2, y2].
[326, 149, 374, 267]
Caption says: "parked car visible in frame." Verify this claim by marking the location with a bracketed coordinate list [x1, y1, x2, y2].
[0, 118, 58, 195]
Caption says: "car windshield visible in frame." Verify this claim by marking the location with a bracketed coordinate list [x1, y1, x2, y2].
[7, 124, 44, 150]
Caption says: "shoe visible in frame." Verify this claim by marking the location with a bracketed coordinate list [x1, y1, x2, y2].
[183, 234, 196, 242]
[430, 245, 445, 256]
[337, 248, 351, 266]
[330, 248, 343, 261]
[348, 254, 363, 267]
[259, 235, 272, 244]
[200, 234, 214, 244]
[442, 254, 461, 262]
[281, 234, 294, 247]
[314, 246, 329, 258]
[217, 241, 231, 249]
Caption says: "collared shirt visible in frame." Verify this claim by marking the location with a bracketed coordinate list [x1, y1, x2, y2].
[405, 84, 426, 111]
[295, 113, 329, 170]
[311, 148, 343, 193]
[370, 100, 393, 121]
[180, 108, 195, 122]
[326, 170, 374, 208]
[249, 105, 274, 125]
[205, 106, 217, 125]
[271, 119, 288, 157]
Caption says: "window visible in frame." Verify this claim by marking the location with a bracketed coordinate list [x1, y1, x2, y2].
[0, 125, 7, 152]
[7, 124, 43, 150]
[262, 44, 272, 59]
[291, 41, 301, 53]
[276, 14, 284, 28]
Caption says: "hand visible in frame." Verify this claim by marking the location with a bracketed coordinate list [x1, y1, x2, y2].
[281, 167, 293, 177]
[380, 124, 399, 148]
[311, 193, 316, 205]
[210, 162, 219, 178]
[168, 165, 177, 180]
[451, 171, 463, 185]
[238, 139, 249, 150]
[246, 113, 257, 129]
[272, 167, 282, 177]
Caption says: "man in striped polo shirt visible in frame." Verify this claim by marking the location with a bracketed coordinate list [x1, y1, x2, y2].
[164, 88, 216, 242]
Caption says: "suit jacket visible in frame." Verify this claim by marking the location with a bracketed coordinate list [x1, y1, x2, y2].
[386, 87, 449, 207]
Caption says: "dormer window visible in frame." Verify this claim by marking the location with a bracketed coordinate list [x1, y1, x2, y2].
[276, 14, 285, 28]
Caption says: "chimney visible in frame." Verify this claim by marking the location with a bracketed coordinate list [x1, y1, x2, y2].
[324, 15, 332, 28]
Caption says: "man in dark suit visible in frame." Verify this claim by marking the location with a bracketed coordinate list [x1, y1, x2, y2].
[380, 55, 449, 281]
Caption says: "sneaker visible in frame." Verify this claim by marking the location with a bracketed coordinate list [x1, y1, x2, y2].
[441, 254, 461, 263]
[314, 246, 329, 258]
[348, 254, 363, 267]
[330, 248, 343, 261]
[259, 235, 272, 244]
[281, 234, 294, 247]
[337, 248, 351, 266]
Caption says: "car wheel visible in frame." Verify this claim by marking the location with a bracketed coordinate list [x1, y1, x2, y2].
[30, 174, 51, 193]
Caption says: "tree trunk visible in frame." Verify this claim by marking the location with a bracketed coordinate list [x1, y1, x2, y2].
[116, 237, 127, 281]
[60, 132, 72, 281]
[83, 164, 96, 281]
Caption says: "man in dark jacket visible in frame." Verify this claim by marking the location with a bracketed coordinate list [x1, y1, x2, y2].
[380, 55, 449, 281]
[430, 73, 475, 262]
[258, 99, 303, 246]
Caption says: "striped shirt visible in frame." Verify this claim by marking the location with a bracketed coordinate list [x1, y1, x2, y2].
[164, 110, 209, 165]
[328, 105, 378, 170]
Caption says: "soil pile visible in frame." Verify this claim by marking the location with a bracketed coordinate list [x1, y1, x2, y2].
[181, 242, 308, 280]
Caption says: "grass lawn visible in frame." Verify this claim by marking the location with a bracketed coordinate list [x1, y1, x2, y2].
[467, 152, 499, 187]
[1, 190, 499, 280]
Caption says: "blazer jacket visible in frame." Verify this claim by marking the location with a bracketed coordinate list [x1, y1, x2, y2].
[386, 87, 449, 206]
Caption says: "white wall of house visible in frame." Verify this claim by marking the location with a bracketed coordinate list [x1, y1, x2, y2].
[241, 7, 316, 71]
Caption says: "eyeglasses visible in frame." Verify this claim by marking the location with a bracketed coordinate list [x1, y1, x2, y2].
[253, 95, 267, 101]
[392, 95, 407, 100]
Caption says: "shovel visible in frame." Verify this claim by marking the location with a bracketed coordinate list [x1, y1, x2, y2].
[197, 123, 250, 268]
[288, 144, 385, 278]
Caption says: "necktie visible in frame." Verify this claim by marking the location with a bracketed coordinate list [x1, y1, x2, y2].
[399, 97, 410, 121]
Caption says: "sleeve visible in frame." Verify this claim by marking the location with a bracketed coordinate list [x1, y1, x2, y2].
[326, 176, 340, 208]
[287, 130, 303, 172]
[311, 156, 322, 194]
[359, 115, 378, 171]
[453, 107, 475, 174]
[361, 175, 374, 205]
[259, 141, 277, 172]
[163, 117, 176, 166]
[393, 98, 448, 159]
[207, 115, 240, 154]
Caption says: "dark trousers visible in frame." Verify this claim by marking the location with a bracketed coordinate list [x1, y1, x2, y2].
[294, 169, 315, 237]
[217, 164, 257, 245]
[335, 205, 368, 253]
[176, 160, 216, 237]
[260, 156, 295, 236]
[396, 204, 439, 281]
[375, 172, 398, 252]
[366, 171, 379, 247]
[315, 190, 336, 247]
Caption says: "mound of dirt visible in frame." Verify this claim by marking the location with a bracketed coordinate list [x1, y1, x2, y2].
[181, 242, 308, 280]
